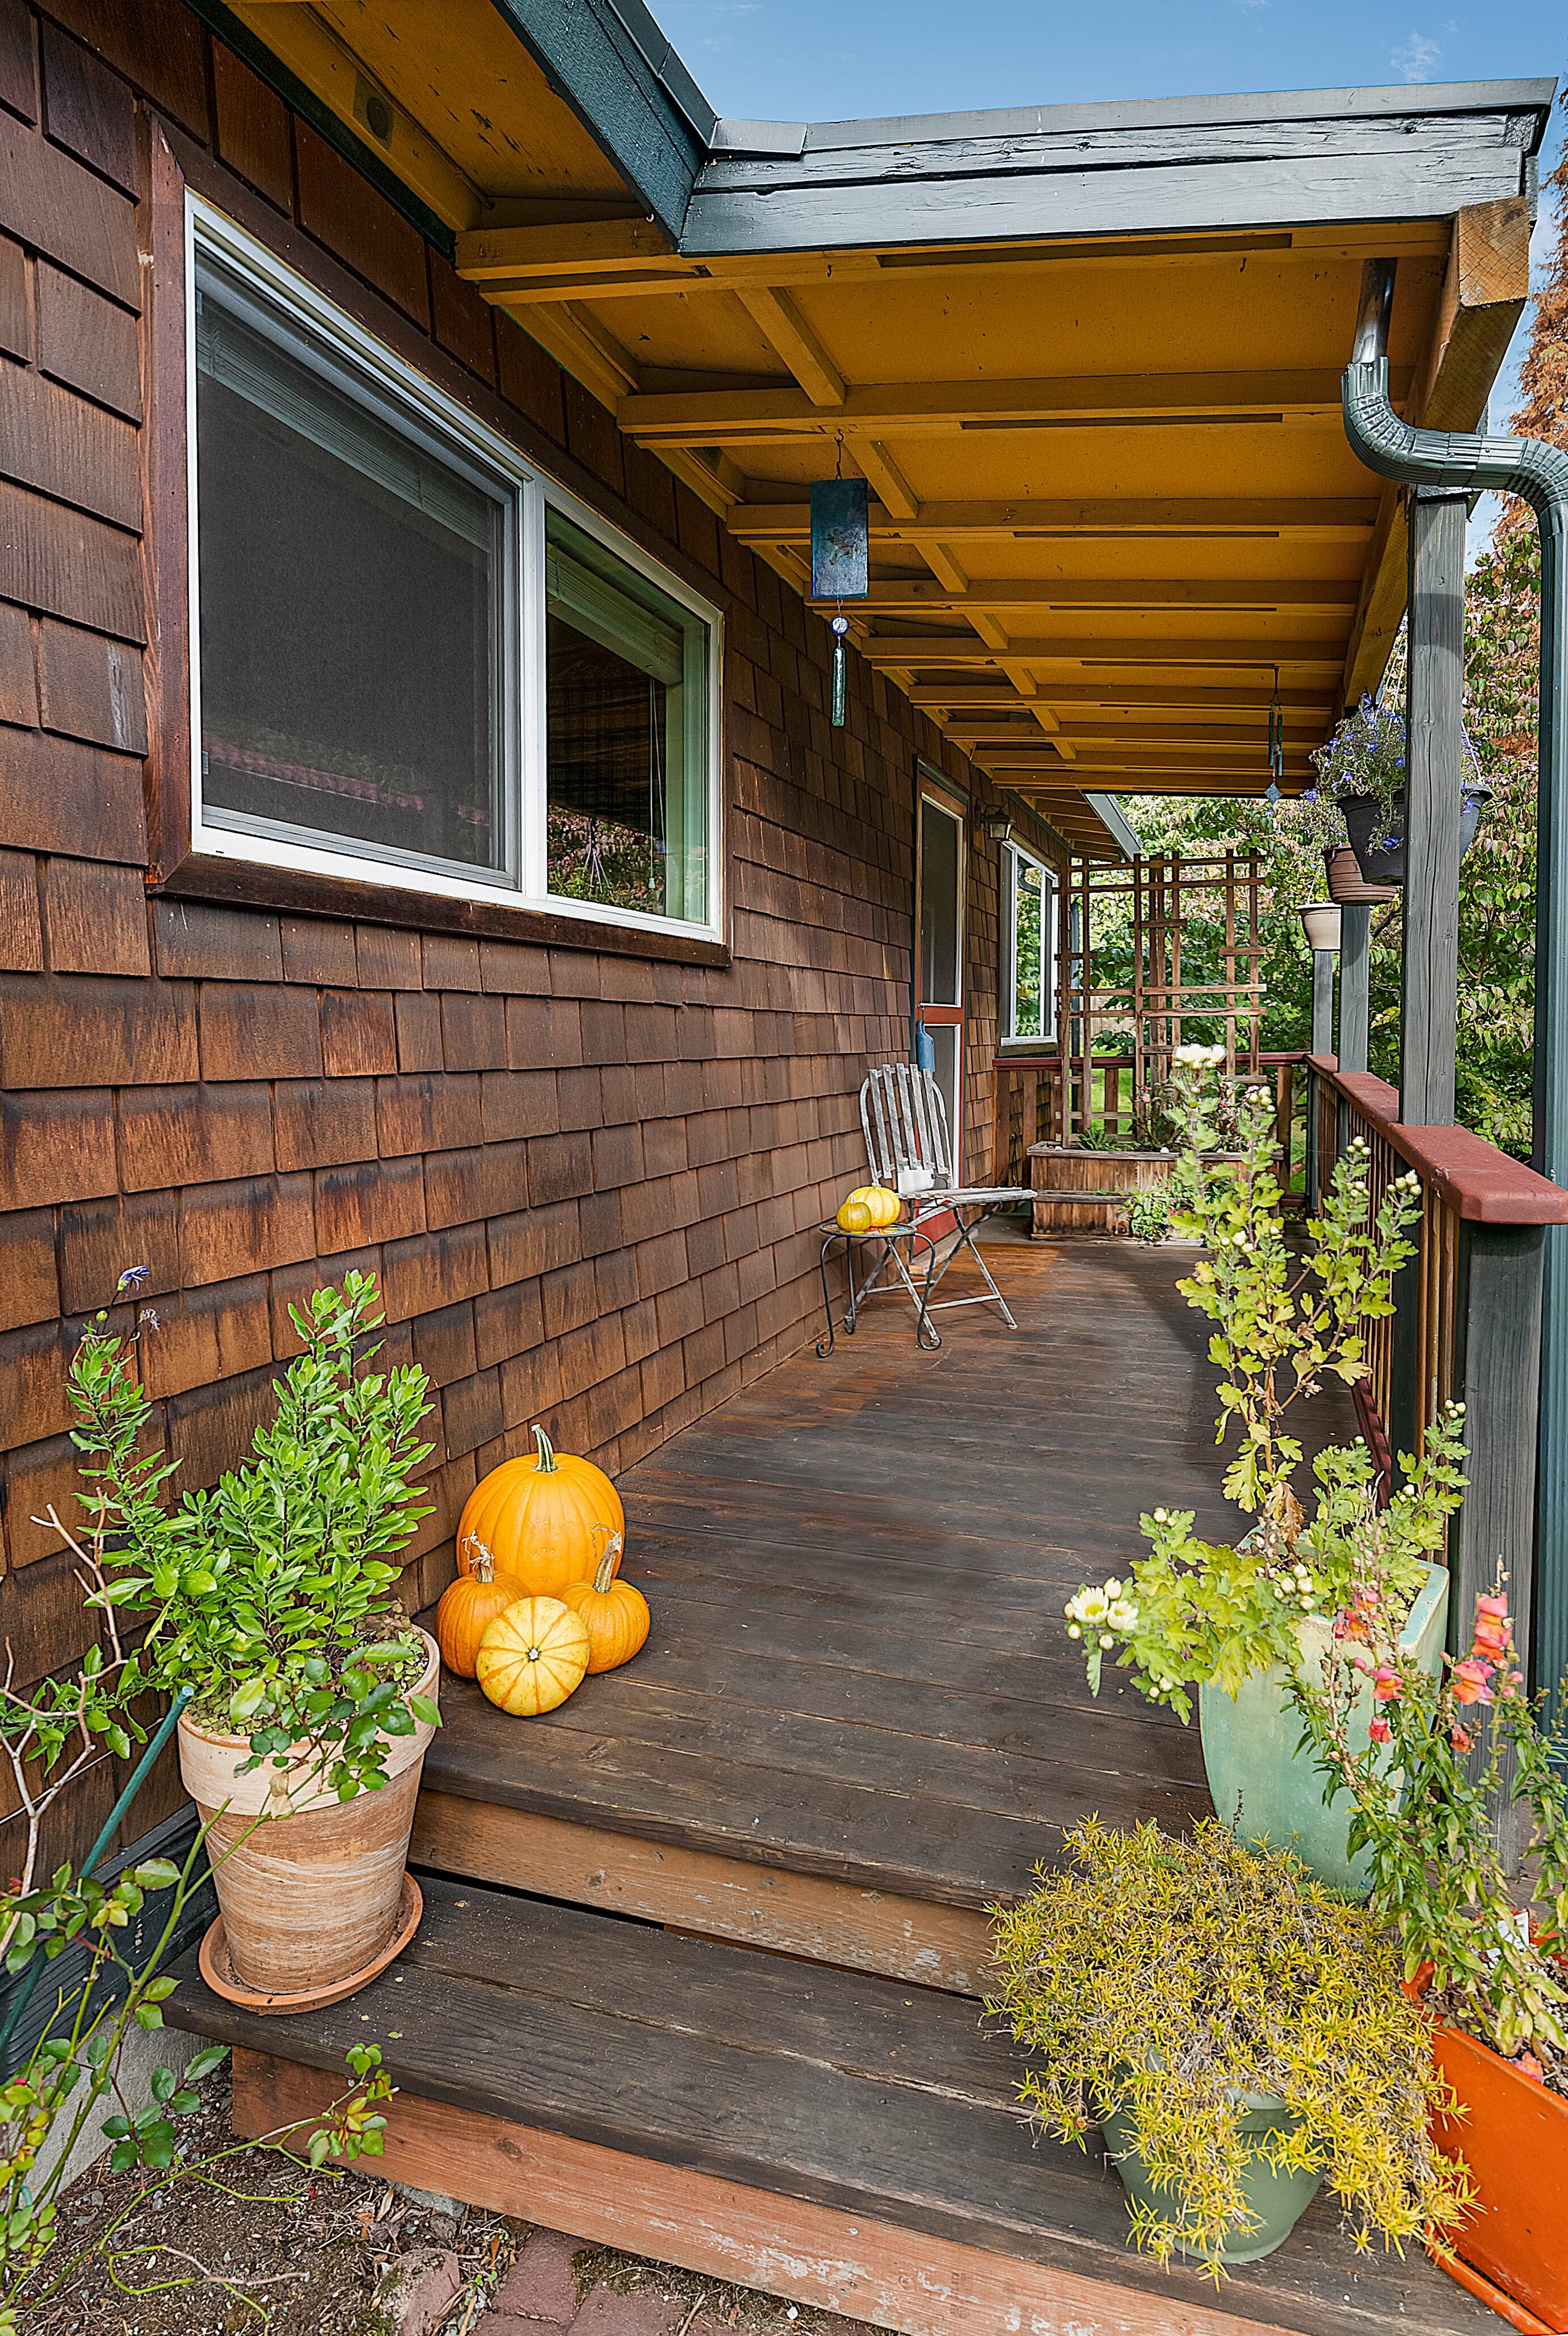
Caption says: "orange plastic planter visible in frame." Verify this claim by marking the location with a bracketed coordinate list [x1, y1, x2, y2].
[1427, 2016, 1568, 2330]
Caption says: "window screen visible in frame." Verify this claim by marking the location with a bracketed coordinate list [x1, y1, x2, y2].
[545, 509, 709, 923]
[195, 255, 513, 880]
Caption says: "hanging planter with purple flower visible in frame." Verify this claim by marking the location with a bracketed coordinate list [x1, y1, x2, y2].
[1311, 690, 1491, 889]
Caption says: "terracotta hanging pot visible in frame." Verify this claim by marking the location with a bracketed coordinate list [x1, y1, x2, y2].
[178, 1628, 440, 2006]
[1323, 845, 1398, 906]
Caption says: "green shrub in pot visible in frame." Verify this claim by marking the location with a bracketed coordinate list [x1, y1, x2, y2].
[986, 1818, 1469, 2275]
[1060, 1069, 1465, 1887]
[72, 1269, 439, 1801]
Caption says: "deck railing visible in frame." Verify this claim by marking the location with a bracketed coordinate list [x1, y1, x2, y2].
[1308, 1055, 1568, 1680]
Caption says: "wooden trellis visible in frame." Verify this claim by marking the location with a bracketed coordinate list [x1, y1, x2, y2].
[1052, 849, 1266, 1144]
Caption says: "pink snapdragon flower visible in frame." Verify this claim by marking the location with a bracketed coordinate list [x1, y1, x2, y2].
[1372, 1667, 1402, 1703]
[1452, 1658, 1495, 1707]
[1368, 1716, 1392, 1745]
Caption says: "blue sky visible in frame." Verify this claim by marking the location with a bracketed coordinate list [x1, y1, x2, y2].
[654, 1, 1562, 135]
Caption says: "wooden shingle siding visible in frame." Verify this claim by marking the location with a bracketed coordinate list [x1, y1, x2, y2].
[0, 0, 1054, 1879]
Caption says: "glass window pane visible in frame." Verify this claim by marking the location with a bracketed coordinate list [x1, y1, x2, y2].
[920, 803, 961, 1006]
[195, 257, 510, 878]
[1012, 854, 1045, 1039]
[545, 509, 709, 923]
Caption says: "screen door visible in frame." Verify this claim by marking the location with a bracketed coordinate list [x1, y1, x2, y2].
[917, 788, 965, 1178]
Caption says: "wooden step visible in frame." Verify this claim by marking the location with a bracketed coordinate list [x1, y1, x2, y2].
[412, 1661, 1202, 1992]
[166, 1876, 1498, 2336]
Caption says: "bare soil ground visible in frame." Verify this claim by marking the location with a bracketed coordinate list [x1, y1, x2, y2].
[19, 2072, 877, 2336]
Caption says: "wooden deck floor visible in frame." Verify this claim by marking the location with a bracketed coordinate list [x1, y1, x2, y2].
[422, 1237, 1354, 1911]
[171, 1241, 1498, 2336]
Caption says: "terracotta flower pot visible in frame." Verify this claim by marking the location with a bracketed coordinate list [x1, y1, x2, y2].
[1323, 845, 1398, 906]
[178, 1627, 440, 1998]
[1425, 2011, 1568, 2330]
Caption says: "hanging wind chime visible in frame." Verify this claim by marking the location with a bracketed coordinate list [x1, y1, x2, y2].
[1264, 666, 1285, 808]
[809, 443, 868, 727]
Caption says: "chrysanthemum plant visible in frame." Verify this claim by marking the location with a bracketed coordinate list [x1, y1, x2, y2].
[1065, 1065, 1461, 1716]
[1299, 1574, 1568, 2069]
[986, 1818, 1469, 2278]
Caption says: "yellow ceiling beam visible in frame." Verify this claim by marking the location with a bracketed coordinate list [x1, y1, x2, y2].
[812, 578, 1359, 614]
[734, 287, 845, 406]
[859, 636, 1347, 670]
[456, 221, 1451, 299]
[617, 369, 1393, 448]
[853, 442, 920, 520]
[904, 680, 1334, 711]
[499, 300, 639, 407]
[230, 2, 484, 229]
[726, 497, 1380, 544]
[457, 219, 679, 276]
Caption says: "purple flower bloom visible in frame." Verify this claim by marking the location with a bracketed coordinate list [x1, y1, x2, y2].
[138, 1307, 161, 1332]
[116, 1264, 150, 1294]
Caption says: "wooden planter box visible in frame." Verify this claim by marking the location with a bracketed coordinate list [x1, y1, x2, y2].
[1027, 1146, 1246, 1236]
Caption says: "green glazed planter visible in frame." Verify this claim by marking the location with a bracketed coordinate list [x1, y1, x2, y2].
[1100, 2093, 1323, 2264]
[1199, 1559, 1449, 1898]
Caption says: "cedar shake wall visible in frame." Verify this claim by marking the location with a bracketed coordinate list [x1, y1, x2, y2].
[0, 0, 1069, 1864]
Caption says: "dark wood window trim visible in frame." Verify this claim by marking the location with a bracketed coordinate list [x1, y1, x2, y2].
[137, 119, 733, 973]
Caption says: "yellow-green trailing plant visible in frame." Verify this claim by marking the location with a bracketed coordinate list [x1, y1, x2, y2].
[986, 1819, 1469, 2277]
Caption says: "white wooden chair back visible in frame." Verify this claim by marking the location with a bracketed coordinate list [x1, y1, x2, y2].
[860, 1064, 954, 1196]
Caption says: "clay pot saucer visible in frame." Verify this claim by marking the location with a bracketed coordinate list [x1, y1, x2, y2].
[197, 1872, 423, 2014]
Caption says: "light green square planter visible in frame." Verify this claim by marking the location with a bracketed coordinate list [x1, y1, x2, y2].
[1100, 2093, 1324, 2263]
[1198, 1560, 1449, 1898]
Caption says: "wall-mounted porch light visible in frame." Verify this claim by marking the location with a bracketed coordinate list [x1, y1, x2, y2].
[982, 813, 1014, 843]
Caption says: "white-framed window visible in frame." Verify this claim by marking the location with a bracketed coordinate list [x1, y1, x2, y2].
[1001, 841, 1056, 1045]
[185, 198, 722, 940]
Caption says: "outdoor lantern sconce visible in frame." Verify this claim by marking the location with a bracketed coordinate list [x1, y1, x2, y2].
[982, 813, 1014, 843]
[810, 474, 869, 727]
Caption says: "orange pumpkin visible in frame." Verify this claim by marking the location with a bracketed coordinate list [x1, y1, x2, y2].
[560, 1532, 650, 1674]
[434, 1545, 526, 1679]
[475, 1596, 591, 1717]
[456, 1424, 624, 1598]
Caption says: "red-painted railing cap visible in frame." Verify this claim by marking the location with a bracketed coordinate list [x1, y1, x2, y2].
[1310, 1058, 1568, 1225]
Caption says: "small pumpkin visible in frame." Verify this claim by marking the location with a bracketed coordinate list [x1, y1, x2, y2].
[475, 1596, 591, 1717]
[847, 1183, 901, 1229]
[434, 1544, 526, 1679]
[836, 1198, 874, 1234]
[456, 1423, 624, 1597]
[560, 1532, 650, 1674]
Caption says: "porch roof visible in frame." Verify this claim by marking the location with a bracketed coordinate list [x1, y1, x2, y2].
[224, 6, 1554, 859]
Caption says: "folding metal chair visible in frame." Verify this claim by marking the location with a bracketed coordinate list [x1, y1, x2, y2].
[856, 1064, 1035, 1330]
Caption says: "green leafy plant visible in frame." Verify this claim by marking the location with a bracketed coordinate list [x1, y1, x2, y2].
[1298, 1575, 1568, 2069]
[1065, 1068, 1440, 1715]
[71, 1271, 439, 1801]
[986, 1818, 1470, 2277]
[1121, 1187, 1171, 1245]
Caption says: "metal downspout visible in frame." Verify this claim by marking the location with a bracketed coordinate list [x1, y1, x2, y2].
[1340, 260, 1568, 1713]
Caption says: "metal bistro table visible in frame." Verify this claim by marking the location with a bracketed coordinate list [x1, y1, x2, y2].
[816, 1222, 942, 1356]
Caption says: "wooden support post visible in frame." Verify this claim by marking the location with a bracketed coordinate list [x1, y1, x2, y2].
[1338, 905, 1371, 1075]
[1400, 486, 1467, 1128]
[1311, 951, 1336, 1056]
[1452, 1222, 1546, 1860]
